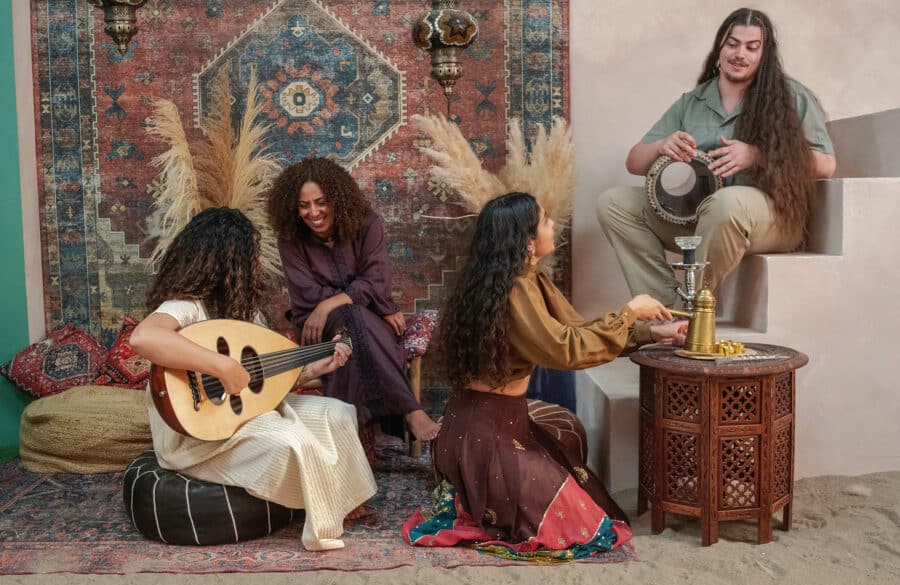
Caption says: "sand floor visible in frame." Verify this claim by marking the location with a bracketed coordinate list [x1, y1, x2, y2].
[2, 470, 898, 585]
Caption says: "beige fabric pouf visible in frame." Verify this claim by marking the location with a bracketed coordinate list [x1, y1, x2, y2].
[19, 385, 152, 473]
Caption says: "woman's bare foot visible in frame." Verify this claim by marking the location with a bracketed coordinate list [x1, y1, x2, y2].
[345, 505, 374, 523]
[404, 409, 441, 441]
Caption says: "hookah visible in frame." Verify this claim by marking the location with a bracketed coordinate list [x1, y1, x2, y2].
[667, 236, 741, 358]
[671, 235, 705, 312]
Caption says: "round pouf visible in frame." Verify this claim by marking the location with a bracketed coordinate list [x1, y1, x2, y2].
[123, 451, 297, 545]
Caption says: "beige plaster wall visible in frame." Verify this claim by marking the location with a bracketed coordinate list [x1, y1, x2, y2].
[570, 0, 900, 316]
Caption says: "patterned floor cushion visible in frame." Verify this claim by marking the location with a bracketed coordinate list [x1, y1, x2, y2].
[92, 316, 151, 388]
[123, 451, 296, 545]
[2, 325, 106, 398]
[19, 384, 153, 473]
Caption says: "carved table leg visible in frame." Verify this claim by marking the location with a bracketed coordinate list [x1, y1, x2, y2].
[782, 501, 793, 531]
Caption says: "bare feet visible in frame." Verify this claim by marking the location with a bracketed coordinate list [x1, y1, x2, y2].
[345, 505, 374, 523]
[404, 409, 441, 441]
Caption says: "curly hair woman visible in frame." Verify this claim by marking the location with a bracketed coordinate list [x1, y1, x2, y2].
[131, 207, 377, 551]
[402, 193, 686, 560]
[597, 7, 835, 307]
[268, 157, 440, 445]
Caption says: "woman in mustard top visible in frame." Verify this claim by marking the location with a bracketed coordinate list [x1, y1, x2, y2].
[403, 192, 685, 560]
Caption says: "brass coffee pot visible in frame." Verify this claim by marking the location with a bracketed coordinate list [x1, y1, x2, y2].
[670, 288, 717, 355]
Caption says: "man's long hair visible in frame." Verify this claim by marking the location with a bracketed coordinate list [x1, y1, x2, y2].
[267, 157, 372, 244]
[438, 193, 540, 389]
[698, 8, 816, 233]
[146, 207, 262, 321]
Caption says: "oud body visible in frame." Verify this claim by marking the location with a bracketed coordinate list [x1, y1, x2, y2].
[150, 319, 347, 441]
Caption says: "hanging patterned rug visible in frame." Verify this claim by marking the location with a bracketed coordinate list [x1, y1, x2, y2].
[0, 438, 635, 574]
[31, 0, 572, 344]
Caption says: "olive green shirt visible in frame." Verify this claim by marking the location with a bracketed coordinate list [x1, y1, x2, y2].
[505, 271, 653, 382]
[642, 77, 833, 185]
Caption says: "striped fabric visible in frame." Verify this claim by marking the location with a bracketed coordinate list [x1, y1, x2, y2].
[124, 451, 295, 545]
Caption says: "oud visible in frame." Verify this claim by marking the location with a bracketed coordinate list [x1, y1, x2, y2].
[150, 319, 350, 441]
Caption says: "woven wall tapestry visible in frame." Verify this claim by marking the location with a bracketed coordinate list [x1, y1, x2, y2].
[32, 0, 569, 345]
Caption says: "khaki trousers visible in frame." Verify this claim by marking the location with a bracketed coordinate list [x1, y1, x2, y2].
[596, 185, 802, 307]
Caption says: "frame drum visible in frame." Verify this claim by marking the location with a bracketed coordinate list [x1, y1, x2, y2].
[646, 152, 723, 225]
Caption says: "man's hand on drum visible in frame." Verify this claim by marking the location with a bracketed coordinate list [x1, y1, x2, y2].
[658, 131, 696, 163]
[708, 136, 760, 178]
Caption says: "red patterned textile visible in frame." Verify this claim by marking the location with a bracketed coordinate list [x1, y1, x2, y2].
[1, 325, 106, 399]
[402, 309, 438, 360]
[403, 477, 632, 561]
[32, 0, 571, 340]
[93, 316, 150, 388]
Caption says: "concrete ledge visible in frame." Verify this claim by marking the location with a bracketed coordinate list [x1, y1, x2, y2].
[828, 108, 900, 179]
[575, 358, 640, 493]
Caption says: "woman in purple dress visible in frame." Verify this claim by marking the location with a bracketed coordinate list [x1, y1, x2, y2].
[268, 158, 440, 444]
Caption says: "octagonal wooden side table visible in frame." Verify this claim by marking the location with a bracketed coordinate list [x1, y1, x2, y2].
[630, 343, 808, 545]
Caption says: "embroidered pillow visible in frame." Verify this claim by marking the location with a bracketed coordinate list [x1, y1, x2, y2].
[402, 309, 439, 360]
[1, 324, 107, 399]
[93, 316, 151, 389]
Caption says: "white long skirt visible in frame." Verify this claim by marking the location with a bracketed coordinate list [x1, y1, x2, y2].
[148, 393, 377, 551]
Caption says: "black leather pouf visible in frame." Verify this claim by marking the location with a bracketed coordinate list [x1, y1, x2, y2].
[123, 451, 297, 545]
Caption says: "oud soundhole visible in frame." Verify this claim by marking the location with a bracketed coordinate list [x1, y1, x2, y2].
[242, 346, 263, 394]
[229, 394, 243, 415]
[216, 337, 229, 355]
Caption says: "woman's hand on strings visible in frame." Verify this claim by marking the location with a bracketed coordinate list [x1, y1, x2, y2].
[308, 335, 353, 378]
[215, 355, 251, 395]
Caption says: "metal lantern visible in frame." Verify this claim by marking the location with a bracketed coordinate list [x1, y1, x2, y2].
[413, 1, 478, 113]
[86, 0, 148, 56]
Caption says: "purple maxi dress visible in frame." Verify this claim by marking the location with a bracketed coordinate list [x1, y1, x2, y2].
[279, 212, 421, 425]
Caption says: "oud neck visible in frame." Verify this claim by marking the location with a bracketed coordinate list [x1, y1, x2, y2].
[256, 338, 349, 378]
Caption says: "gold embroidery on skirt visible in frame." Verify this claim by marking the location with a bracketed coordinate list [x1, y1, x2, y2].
[573, 466, 589, 484]
[513, 439, 525, 451]
[483, 508, 498, 524]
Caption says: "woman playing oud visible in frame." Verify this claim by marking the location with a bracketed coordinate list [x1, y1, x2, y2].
[131, 207, 377, 552]
[403, 192, 686, 560]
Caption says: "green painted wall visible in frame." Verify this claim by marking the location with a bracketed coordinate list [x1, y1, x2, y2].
[0, 2, 33, 450]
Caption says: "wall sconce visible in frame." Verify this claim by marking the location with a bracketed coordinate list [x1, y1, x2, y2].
[413, 0, 478, 115]
[86, 0, 147, 56]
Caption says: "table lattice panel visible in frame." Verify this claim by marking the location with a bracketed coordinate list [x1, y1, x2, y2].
[774, 426, 793, 501]
[639, 415, 655, 495]
[774, 373, 793, 419]
[664, 378, 701, 423]
[719, 436, 759, 509]
[665, 430, 699, 505]
[640, 368, 655, 413]
[719, 380, 761, 424]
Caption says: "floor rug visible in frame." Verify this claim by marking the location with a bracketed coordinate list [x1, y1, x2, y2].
[0, 438, 635, 574]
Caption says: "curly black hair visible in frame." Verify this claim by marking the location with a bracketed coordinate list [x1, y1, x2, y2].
[438, 192, 540, 388]
[698, 8, 817, 234]
[267, 157, 371, 243]
[146, 207, 262, 321]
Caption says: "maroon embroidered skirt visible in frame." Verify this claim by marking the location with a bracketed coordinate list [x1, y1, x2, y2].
[431, 389, 630, 543]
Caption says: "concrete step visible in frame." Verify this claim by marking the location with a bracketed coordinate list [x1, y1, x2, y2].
[575, 357, 640, 494]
